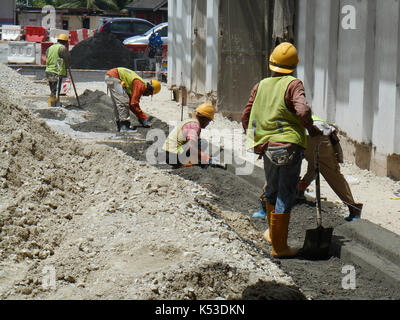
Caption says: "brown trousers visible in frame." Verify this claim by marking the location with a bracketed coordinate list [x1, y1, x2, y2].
[302, 135, 356, 207]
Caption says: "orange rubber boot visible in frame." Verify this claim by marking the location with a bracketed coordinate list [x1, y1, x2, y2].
[263, 203, 275, 244]
[270, 212, 298, 258]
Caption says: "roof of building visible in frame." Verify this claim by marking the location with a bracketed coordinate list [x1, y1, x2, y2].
[126, 0, 168, 11]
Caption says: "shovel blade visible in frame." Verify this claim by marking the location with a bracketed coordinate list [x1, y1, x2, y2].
[302, 226, 333, 260]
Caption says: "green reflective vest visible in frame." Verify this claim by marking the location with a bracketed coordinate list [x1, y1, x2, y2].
[46, 43, 66, 76]
[246, 76, 307, 151]
[163, 119, 200, 154]
[117, 68, 146, 96]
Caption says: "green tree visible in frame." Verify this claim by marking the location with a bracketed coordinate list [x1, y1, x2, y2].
[58, 0, 120, 11]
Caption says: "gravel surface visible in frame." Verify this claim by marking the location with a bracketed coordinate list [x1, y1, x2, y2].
[0, 65, 301, 300]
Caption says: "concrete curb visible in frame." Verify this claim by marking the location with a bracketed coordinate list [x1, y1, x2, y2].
[331, 219, 400, 289]
[223, 149, 400, 289]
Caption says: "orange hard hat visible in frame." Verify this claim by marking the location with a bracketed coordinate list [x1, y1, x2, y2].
[196, 103, 215, 120]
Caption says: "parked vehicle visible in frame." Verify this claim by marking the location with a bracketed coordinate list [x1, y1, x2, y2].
[123, 22, 168, 45]
[96, 17, 155, 42]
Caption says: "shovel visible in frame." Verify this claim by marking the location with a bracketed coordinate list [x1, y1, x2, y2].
[302, 142, 333, 260]
[68, 67, 81, 108]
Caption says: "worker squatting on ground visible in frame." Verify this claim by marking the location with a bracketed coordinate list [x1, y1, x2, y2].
[105, 67, 161, 132]
[160, 103, 216, 168]
[45, 34, 71, 107]
[297, 115, 363, 222]
[242, 42, 322, 258]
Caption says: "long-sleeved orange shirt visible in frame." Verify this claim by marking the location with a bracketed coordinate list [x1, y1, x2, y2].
[106, 68, 147, 108]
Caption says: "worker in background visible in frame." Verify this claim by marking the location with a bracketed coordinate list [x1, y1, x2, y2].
[242, 42, 322, 258]
[105, 67, 161, 132]
[297, 115, 363, 222]
[45, 33, 70, 107]
[161, 103, 216, 168]
[252, 183, 268, 218]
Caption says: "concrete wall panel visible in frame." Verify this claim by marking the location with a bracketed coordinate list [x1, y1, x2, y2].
[168, 0, 192, 91]
[217, 0, 266, 120]
[296, 0, 400, 178]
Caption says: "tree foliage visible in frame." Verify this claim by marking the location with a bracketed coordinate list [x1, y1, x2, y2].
[17, 0, 130, 11]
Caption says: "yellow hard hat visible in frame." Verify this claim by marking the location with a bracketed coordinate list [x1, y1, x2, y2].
[57, 33, 69, 42]
[196, 103, 215, 120]
[269, 42, 299, 74]
[151, 79, 161, 95]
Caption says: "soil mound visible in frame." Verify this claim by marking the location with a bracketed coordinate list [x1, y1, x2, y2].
[70, 32, 135, 70]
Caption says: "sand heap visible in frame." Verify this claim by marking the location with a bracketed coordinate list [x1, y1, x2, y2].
[0, 72, 298, 299]
[70, 32, 136, 70]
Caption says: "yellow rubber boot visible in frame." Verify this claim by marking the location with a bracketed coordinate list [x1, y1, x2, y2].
[263, 203, 274, 244]
[270, 212, 298, 258]
[48, 96, 57, 107]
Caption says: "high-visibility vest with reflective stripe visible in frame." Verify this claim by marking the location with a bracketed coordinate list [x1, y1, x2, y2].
[246, 76, 307, 150]
[46, 43, 66, 76]
[163, 119, 200, 154]
[117, 67, 146, 96]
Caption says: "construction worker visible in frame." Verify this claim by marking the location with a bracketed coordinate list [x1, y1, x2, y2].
[105, 67, 161, 132]
[297, 115, 363, 222]
[45, 34, 70, 107]
[242, 42, 322, 258]
[252, 183, 268, 218]
[161, 103, 215, 168]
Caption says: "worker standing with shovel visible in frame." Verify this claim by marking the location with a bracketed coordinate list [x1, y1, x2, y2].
[242, 42, 322, 258]
[45, 34, 70, 107]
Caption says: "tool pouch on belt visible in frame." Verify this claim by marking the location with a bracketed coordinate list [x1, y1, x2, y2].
[265, 144, 297, 166]
[329, 131, 344, 164]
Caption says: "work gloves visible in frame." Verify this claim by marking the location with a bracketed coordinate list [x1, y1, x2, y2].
[308, 125, 323, 137]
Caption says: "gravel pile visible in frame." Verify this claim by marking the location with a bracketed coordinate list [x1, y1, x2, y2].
[0, 63, 46, 97]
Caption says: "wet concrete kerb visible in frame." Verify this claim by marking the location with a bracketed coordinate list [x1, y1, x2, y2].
[331, 219, 400, 288]
[220, 146, 400, 290]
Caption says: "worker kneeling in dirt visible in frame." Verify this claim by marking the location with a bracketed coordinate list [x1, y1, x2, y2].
[160, 103, 216, 168]
[105, 67, 161, 132]
[296, 115, 363, 222]
[242, 42, 322, 258]
[45, 34, 70, 107]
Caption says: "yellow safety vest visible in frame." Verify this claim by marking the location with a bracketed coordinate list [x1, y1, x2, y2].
[46, 43, 66, 76]
[117, 67, 146, 96]
[246, 76, 307, 151]
[163, 119, 200, 154]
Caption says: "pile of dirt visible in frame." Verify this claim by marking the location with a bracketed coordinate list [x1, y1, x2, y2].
[68, 89, 116, 132]
[70, 32, 136, 70]
[0, 74, 297, 299]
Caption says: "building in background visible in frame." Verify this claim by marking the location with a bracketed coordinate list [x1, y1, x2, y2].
[126, 0, 168, 25]
[168, 0, 400, 180]
[0, 0, 16, 25]
[15, 7, 127, 30]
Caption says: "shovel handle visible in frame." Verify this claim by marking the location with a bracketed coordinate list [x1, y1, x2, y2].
[68, 67, 81, 107]
[315, 142, 322, 227]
